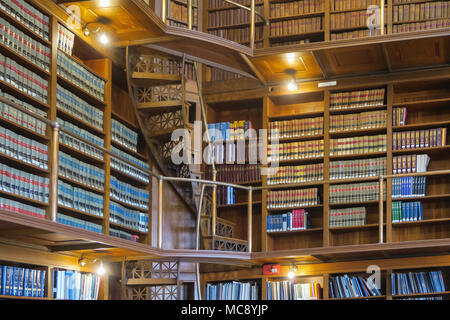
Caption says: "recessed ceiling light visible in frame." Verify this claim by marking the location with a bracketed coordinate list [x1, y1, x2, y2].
[99, 33, 109, 45]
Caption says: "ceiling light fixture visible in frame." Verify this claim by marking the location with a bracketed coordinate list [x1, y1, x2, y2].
[81, 16, 112, 45]
[287, 264, 298, 279]
[98, 32, 109, 45]
[287, 52, 296, 64]
[285, 68, 298, 91]
[96, 261, 106, 276]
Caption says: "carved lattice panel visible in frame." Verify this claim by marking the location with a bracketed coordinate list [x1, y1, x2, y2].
[127, 261, 178, 280]
[129, 285, 179, 300]
[147, 110, 184, 135]
[136, 84, 183, 104]
[135, 55, 181, 75]
[216, 221, 233, 238]
[213, 238, 248, 252]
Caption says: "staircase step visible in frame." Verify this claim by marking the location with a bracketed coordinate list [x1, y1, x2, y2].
[132, 72, 182, 85]
[204, 235, 248, 245]
[137, 100, 183, 111]
[200, 215, 236, 227]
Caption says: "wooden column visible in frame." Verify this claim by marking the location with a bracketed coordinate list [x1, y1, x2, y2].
[323, 90, 331, 247]
[386, 84, 394, 242]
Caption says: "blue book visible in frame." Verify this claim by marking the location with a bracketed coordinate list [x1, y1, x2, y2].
[27, 269, 34, 297]
[0, 265, 3, 295]
[401, 202, 406, 222]
[17, 267, 24, 296]
[11, 266, 17, 296]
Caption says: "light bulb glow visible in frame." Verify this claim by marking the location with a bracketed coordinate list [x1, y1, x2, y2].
[287, 53, 295, 64]
[288, 270, 295, 279]
[97, 262, 105, 276]
[99, 0, 111, 7]
[287, 80, 297, 91]
[99, 33, 109, 45]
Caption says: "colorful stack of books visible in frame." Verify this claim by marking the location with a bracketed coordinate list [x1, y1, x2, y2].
[57, 180, 103, 216]
[0, 265, 46, 297]
[0, 196, 45, 218]
[0, 0, 50, 40]
[110, 177, 149, 210]
[267, 188, 320, 209]
[57, 23, 75, 56]
[268, 139, 324, 161]
[0, 164, 49, 202]
[392, 201, 423, 223]
[393, 154, 430, 174]
[206, 164, 261, 184]
[109, 201, 149, 233]
[267, 209, 310, 232]
[391, 270, 446, 296]
[267, 163, 323, 185]
[0, 124, 48, 168]
[56, 52, 105, 102]
[58, 151, 105, 190]
[269, 116, 324, 139]
[393, 128, 447, 150]
[329, 274, 382, 298]
[330, 135, 387, 156]
[207, 120, 256, 141]
[266, 281, 320, 300]
[0, 17, 51, 71]
[109, 228, 139, 242]
[392, 177, 426, 198]
[110, 146, 149, 183]
[57, 84, 103, 131]
[330, 157, 386, 180]
[57, 213, 102, 233]
[330, 110, 386, 132]
[329, 181, 384, 203]
[0, 54, 48, 103]
[0, 89, 47, 136]
[53, 268, 100, 300]
[393, 107, 407, 126]
[205, 281, 259, 300]
[111, 119, 138, 152]
[330, 88, 385, 110]
[329, 207, 366, 228]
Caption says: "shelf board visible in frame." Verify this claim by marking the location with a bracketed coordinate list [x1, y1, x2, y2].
[328, 295, 386, 300]
[393, 18, 444, 25]
[126, 278, 177, 286]
[271, 156, 324, 165]
[269, 30, 324, 41]
[331, 7, 384, 14]
[110, 167, 149, 187]
[267, 204, 323, 212]
[269, 11, 325, 22]
[217, 201, 262, 209]
[270, 134, 324, 143]
[392, 193, 450, 202]
[56, 108, 105, 137]
[0, 79, 50, 111]
[331, 25, 386, 32]
[392, 146, 450, 155]
[330, 127, 386, 138]
[329, 224, 380, 232]
[268, 111, 324, 121]
[56, 75, 105, 108]
[0, 295, 49, 300]
[393, 120, 450, 131]
[329, 105, 387, 114]
[110, 196, 148, 213]
[392, 291, 450, 298]
[111, 111, 139, 130]
[393, 217, 450, 227]
[111, 140, 147, 161]
[207, 21, 265, 31]
[0, 189, 47, 208]
[58, 175, 104, 195]
[393, 97, 450, 108]
[0, 41, 49, 78]
[392, 0, 437, 5]
[59, 143, 105, 167]
[57, 204, 104, 221]
[0, 151, 49, 176]
[0, 115, 48, 143]
[329, 176, 381, 184]
[0, 7, 50, 45]
[109, 221, 148, 235]
[208, 1, 263, 12]
[329, 151, 387, 160]
[268, 227, 323, 235]
[267, 180, 324, 190]
[329, 200, 383, 207]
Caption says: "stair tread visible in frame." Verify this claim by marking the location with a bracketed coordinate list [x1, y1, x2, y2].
[204, 235, 248, 244]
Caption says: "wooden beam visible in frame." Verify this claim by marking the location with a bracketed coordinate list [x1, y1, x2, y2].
[382, 43, 393, 72]
[239, 53, 266, 85]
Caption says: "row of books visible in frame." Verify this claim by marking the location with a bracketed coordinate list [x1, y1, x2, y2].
[393, 128, 447, 150]
[53, 269, 100, 300]
[207, 120, 256, 142]
[58, 118, 104, 160]
[205, 164, 261, 184]
[329, 181, 383, 203]
[330, 88, 385, 110]
[330, 157, 386, 180]
[57, 180, 104, 217]
[0, 54, 48, 103]
[266, 281, 320, 300]
[0, 164, 49, 203]
[330, 0, 380, 11]
[0, 196, 45, 219]
[270, 17, 323, 37]
[329, 207, 366, 228]
[110, 146, 149, 183]
[167, 19, 198, 30]
[393, 154, 430, 174]
[331, 9, 387, 30]
[267, 209, 311, 232]
[392, 19, 449, 33]
[56, 213, 102, 234]
[392, 201, 423, 223]
[329, 274, 382, 298]
[268, 140, 324, 162]
[110, 176, 149, 211]
[208, 7, 264, 28]
[0, 265, 45, 297]
[208, 67, 243, 81]
[330, 110, 386, 132]
[0, 17, 51, 71]
[270, 39, 312, 46]
[110, 227, 139, 242]
[269, 0, 324, 18]
[0, 0, 50, 40]
[391, 271, 446, 295]
[168, 1, 199, 26]
[393, 107, 406, 126]
[331, 28, 382, 40]
[267, 163, 324, 185]
[57, 84, 103, 131]
[207, 140, 260, 165]
[0, 89, 47, 136]
[393, 1, 449, 23]
[329, 135, 387, 156]
[205, 281, 259, 300]
[57, 23, 74, 56]
[109, 200, 149, 233]
[0, 124, 48, 169]
[208, 26, 264, 44]
[269, 116, 324, 139]
[56, 51, 105, 102]
[216, 186, 235, 205]
[392, 176, 426, 198]
[59, 151, 105, 190]
[267, 188, 320, 209]
[111, 119, 139, 152]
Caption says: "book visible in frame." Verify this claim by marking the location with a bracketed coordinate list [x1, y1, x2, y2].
[57, 23, 74, 56]
[329, 274, 382, 298]
[393, 154, 430, 174]
[268, 139, 324, 162]
[57, 180, 104, 217]
[205, 280, 259, 300]
[59, 151, 104, 190]
[53, 268, 100, 300]
[266, 281, 320, 300]
[206, 164, 261, 184]
[393, 128, 447, 150]
[110, 146, 149, 183]
[110, 176, 149, 210]
[267, 209, 311, 232]
[330, 110, 386, 132]
[391, 270, 446, 295]
[57, 213, 102, 233]
[268, 163, 323, 185]
[0, 265, 46, 297]
[330, 134, 387, 156]
[330, 88, 385, 110]
[267, 188, 320, 209]
[392, 176, 426, 198]
[392, 201, 423, 222]
[110, 200, 149, 233]
[329, 181, 386, 204]
[330, 207, 366, 227]
[0, 196, 45, 218]
[109, 227, 139, 242]
[111, 119, 139, 152]
[269, 116, 324, 139]
[330, 157, 386, 180]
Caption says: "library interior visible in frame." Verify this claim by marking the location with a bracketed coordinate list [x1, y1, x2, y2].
[0, 0, 448, 301]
